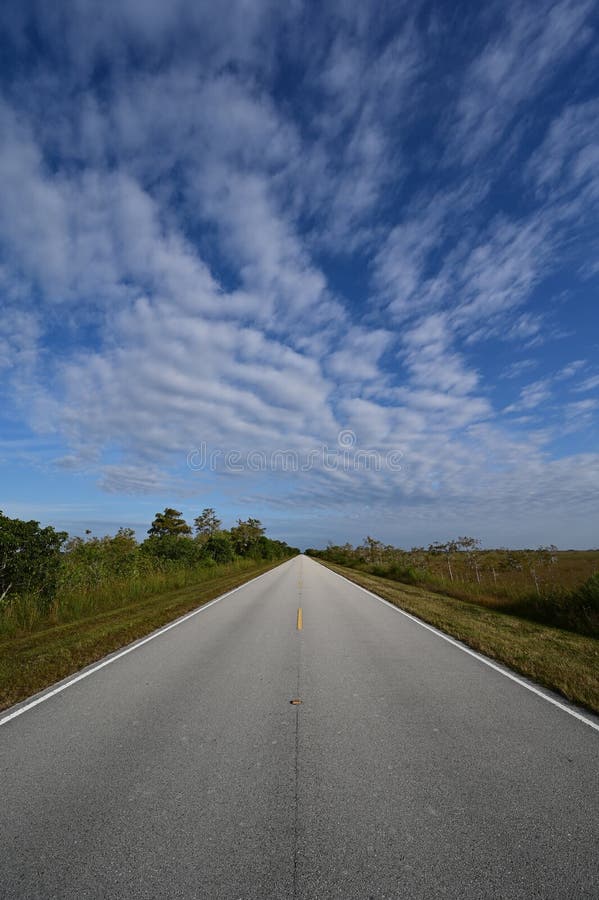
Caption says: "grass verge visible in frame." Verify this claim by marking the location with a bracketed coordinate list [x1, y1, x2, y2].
[0, 560, 282, 712]
[318, 561, 599, 715]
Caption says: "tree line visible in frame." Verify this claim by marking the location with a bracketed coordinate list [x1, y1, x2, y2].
[144, 507, 298, 564]
[0, 508, 299, 616]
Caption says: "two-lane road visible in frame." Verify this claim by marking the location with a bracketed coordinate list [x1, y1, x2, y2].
[1, 556, 598, 898]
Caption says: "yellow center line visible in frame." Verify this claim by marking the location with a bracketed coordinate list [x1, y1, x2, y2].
[296, 607, 303, 631]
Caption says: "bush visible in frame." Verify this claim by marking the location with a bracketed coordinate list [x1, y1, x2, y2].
[573, 573, 599, 610]
[0, 511, 67, 610]
[570, 574, 599, 634]
[369, 563, 424, 584]
[141, 534, 204, 567]
[202, 534, 235, 564]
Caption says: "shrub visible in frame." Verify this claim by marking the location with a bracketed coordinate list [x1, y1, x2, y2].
[202, 533, 235, 563]
[0, 511, 67, 610]
[141, 535, 202, 566]
[569, 574, 599, 634]
[369, 563, 423, 584]
[572, 573, 599, 610]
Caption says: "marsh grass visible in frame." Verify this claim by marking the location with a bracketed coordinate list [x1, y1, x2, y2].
[314, 548, 599, 637]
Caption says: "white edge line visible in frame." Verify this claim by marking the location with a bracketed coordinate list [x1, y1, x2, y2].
[0, 561, 289, 727]
[317, 561, 599, 735]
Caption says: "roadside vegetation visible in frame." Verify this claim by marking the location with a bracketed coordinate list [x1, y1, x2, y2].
[307, 538, 599, 638]
[308, 538, 599, 713]
[0, 508, 298, 710]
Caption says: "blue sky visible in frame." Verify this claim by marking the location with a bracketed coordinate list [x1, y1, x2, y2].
[0, 0, 598, 549]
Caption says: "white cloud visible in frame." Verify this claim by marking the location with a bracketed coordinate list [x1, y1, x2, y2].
[527, 99, 599, 200]
[327, 328, 393, 382]
[562, 398, 598, 433]
[504, 379, 553, 413]
[501, 359, 538, 380]
[0, 0, 597, 546]
[574, 374, 599, 394]
[447, 0, 594, 163]
[557, 360, 586, 380]
[305, 24, 423, 246]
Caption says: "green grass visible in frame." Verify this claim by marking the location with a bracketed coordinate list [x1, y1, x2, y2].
[0, 560, 282, 712]
[0, 558, 262, 638]
[318, 560, 599, 715]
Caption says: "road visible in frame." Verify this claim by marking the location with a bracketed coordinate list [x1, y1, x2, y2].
[1, 555, 598, 899]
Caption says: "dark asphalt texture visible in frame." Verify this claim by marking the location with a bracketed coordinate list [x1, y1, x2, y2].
[1, 555, 598, 899]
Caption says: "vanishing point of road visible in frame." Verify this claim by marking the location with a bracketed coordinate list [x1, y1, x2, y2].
[1, 556, 598, 899]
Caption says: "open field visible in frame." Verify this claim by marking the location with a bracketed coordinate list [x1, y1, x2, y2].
[0, 560, 281, 712]
[316, 560, 599, 714]
[308, 545, 599, 637]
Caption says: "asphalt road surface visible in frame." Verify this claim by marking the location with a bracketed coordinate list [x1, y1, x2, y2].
[2, 555, 598, 899]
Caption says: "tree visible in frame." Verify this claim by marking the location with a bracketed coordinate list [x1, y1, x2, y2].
[230, 518, 265, 556]
[408, 546, 427, 572]
[522, 545, 559, 596]
[194, 508, 221, 541]
[147, 508, 191, 538]
[363, 536, 384, 563]
[428, 540, 459, 582]
[455, 536, 482, 583]
[0, 511, 68, 608]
